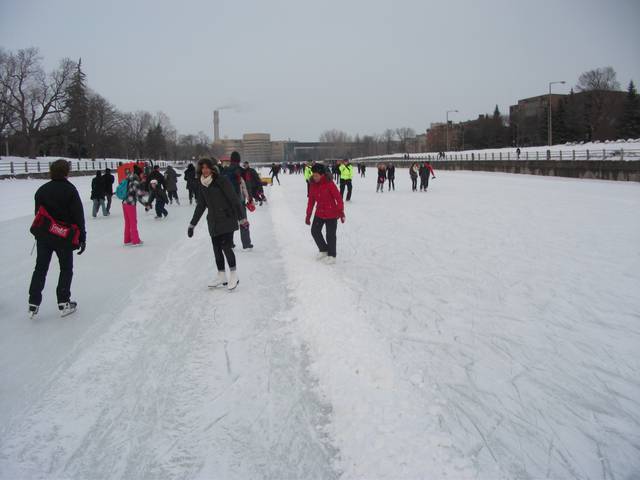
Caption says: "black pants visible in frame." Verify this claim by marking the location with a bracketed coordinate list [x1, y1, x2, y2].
[105, 194, 113, 213]
[411, 177, 417, 191]
[311, 217, 337, 257]
[212, 232, 236, 271]
[155, 199, 168, 217]
[388, 178, 395, 190]
[420, 176, 429, 190]
[168, 190, 179, 203]
[188, 188, 196, 204]
[29, 240, 74, 306]
[272, 173, 280, 185]
[339, 179, 353, 201]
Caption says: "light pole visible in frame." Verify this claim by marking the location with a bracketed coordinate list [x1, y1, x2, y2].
[446, 109, 458, 152]
[548, 81, 565, 146]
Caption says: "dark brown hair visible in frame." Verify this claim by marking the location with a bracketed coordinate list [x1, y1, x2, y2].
[50, 160, 71, 180]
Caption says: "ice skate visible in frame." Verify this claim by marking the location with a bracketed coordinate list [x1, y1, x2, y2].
[58, 301, 77, 317]
[208, 271, 228, 288]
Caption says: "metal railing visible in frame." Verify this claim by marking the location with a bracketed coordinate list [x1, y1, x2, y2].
[0, 159, 186, 176]
[354, 148, 640, 164]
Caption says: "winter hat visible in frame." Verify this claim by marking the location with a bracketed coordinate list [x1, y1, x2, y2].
[230, 151, 241, 164]
[150, 179, 158, 186]
[311, 164, 326, 174]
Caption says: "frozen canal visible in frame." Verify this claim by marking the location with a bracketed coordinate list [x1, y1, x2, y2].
[0, 170, 639, 479]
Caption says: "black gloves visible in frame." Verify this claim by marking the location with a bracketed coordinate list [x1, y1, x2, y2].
[187, 225, 194, 238]
[78, 242, 86, 255]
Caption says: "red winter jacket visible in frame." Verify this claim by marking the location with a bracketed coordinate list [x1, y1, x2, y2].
[306, 176, 344, 221]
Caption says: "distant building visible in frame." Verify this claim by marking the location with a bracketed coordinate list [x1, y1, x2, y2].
[270, 141, 286, 163]
[219, 138, 244, 157]
[426, 122, 460, 151]
[242, 133, 271, 163]
[510, 90, 626, 145]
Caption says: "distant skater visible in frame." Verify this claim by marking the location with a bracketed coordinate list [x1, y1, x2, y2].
[419, 161, 436, 191]
[338, 158, 354, 201]
[165, 165, 181, 205]
[91, 170, 108, 217]
[184, 163, 198, 205]
[270, 163, 281, 185]
[410, 162, 419, 191]
[103, 167, 115, 214]
[306, 164, 345, 265]
[387, 163, 395, 191]
[376, 163, 387, 193]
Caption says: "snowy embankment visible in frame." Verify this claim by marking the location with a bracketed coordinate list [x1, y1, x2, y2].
[0, 170, 639, 479]
[356, 138, 640, 162]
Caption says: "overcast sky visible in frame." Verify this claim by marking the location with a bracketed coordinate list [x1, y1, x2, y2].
[1, 0, 639, 141]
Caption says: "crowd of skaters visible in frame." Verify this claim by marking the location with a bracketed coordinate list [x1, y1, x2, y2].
[26, 154, 436, 317]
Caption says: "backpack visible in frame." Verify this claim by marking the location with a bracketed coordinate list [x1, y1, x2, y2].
[115, 179, 129, 201]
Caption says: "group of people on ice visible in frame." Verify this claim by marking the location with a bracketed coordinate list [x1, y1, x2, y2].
[26, 153, 434, 317]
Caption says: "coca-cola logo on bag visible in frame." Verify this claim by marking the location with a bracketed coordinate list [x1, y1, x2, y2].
[49, 223, 70, 238]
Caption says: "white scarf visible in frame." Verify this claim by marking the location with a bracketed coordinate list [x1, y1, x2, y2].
[200, 174, 213, 187]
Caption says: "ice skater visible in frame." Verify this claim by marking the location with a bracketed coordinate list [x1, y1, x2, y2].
[387, 163, 395, 191]
[103, 167, 115, 214]
[184, 163, 198, 205]
[306, 164, 345, 265]
[28, 160, 86, 318]
[188, 158, 248, 291]
[146, 179, 169, 219]
[90, 170, 108, 217]
[164, 165, 181, 205]
[270, 163, 281, 185]
[376, 163, 387, 193]
[419, 161, 436, 191]
[410, 162, 419, 191]
[119, 165, 147, 246]
[338, 158, 354, 201]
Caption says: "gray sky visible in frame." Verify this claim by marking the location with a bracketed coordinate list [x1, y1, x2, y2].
[1, 0, 639, 141]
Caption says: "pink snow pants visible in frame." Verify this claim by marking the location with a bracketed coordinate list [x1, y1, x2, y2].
[122, 203, 141, 245]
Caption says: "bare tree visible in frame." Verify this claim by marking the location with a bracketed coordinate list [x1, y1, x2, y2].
[576, 67, 620, 92]
[0, 47, 75, 157]
[395, 127, 416, 152]
[319, 129, 352, 144]
[121, 110, 153, 159]
[382, 129, 396, 154]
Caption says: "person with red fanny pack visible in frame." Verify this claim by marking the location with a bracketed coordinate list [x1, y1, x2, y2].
[305, 164, 345, 265]
[28, 160, 86, 318]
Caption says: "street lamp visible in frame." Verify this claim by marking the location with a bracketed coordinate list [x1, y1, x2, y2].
[548, 81, 565, 146]
[446, 109, 458, 152]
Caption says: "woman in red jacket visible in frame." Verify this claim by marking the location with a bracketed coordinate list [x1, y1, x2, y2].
[305, 164, 345, 265]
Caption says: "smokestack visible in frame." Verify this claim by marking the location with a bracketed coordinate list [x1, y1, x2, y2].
[213, 110, 220, 143]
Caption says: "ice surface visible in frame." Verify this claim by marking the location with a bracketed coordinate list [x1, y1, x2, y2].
[0, 170, 639, 479]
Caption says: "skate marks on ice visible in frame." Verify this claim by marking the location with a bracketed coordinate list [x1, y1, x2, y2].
[337, 171, 640, 479]
[269, 184, 474, 479]
[0, 214, 339, 479]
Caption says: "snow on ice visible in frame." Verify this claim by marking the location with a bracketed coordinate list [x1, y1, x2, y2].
[0, 169, 639, 479]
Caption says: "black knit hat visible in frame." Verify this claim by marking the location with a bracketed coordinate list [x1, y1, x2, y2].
[311, 164, 325, 174]
[230, 151, 241, 164]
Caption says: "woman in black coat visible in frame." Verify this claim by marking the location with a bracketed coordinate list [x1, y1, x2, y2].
[188, 158, 247, 291]
[184, 163, 198, 205]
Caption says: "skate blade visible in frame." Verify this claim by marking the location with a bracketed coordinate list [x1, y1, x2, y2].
[60, 308, 77, 318]
[208, 283, 228, 289]
[227, 280, 240, 292]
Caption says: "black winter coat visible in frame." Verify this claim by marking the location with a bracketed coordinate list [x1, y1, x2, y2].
[34, 179, 86, 243]
[184, 166, 197, 190]
[103, 173, 115, 195]
[387, 166, 395, 179]
[91, 176, 106, 200]
[165, 167, 180, 191]
[190, 175, 244, 237]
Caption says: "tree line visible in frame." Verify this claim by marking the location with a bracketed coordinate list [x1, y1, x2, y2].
[0, 47, 213, 160]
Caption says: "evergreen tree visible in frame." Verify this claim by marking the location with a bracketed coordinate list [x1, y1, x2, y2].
[552, 99, 568, 144]
[619, 80, 640, 139]
[146, 123, 166, 160]
[65, 59, 89, 159]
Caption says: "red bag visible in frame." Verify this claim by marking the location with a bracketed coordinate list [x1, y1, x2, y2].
[30, 206, 81, 249]
[246, 201, 256, 213]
